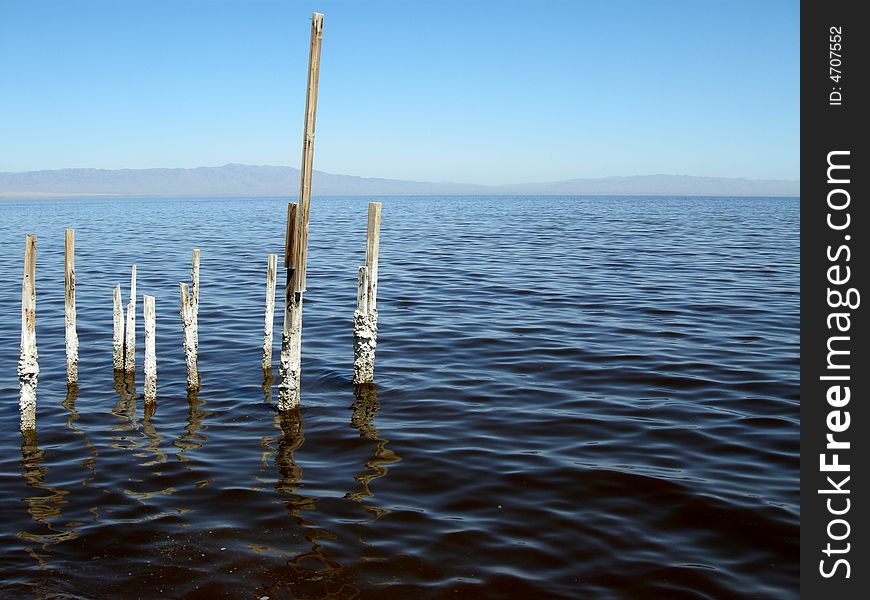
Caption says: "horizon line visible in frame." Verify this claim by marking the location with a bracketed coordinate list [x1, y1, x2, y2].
[0, 163, 801, 185]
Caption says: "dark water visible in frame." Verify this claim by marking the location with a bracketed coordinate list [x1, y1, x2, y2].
[0, 196, 799, 599]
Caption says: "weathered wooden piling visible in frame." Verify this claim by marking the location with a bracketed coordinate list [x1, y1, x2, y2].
[279, 12, 323, 411]
[112, 284, 124, 370]
[180, 283, 198, 389]
[353, 202, 381, 384]
[279, 206, 303, 408]
[190, 248, 200, 359]
[293, 12, 324, 293]
[18, 235, 39, 432]
[143, 294, 156, 402]
[263, 254, 278, 371]
[176, 249, 201, 390]
[124, 265, 137, 373]
[64, 229, 79, 385]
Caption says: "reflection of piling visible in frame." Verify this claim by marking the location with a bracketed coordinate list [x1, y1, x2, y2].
[19, 429, 75, 547]
[353, 202, 381, 384]
[279, 13, 323, 411]
[64, 229, 79, 385]
[275, 408, 305, 492]
[111, 371, 138, 447]
[124, 265, 137, 373]
[347, 383, 400, 507]
[180, 283, 198, 390]
[19, 235, 38, 432]
[112, 284, 125, 371]
[173, 387, 208, 462]
[62, 383, 97, 477]
[143, 295, 156, 402]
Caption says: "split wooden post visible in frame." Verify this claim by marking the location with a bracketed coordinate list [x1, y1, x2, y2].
[180, 283, 198, 390]
[279, 203, 303, 410]
[263, 254, 278, 371]
[293, 12, 324, 292]
[64, 229, 79, 385]
[190, 248, 200, 359]
[353, 202, 382, 384]
[18, 235, 39, 432]
[112, 284, 125, 370]
[124, 265, 137, 373]
[279, 12, 323, 410]
[178, 248, 201, 390]
[143, 295, 156, 402]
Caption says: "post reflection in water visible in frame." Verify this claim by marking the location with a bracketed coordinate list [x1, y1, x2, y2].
[110, 371, 140, 452]
[273, 408, 341, 574]
[141, 400, 166, 465]
[345, 384, 400, 517]
[172, 387, 209, 465]
[62, 383, 97, 478]
[18, 430, 75, 565]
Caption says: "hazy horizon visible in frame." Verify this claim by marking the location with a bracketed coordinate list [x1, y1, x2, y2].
[0, 163, 800, 198]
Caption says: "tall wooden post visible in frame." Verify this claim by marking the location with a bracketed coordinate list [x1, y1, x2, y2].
[19, 235, 39, 432]
[279, 12, 323, 410]
[280, 203, 302, 410]
[353, 202, 381, 384]
[143, 295, 156, 402]
[64, 229, 79, 385]
[294, 12, 324, 292]
[124, 265, 137, 373]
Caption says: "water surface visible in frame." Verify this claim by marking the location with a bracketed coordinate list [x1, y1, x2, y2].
[0, 195, 799, 598]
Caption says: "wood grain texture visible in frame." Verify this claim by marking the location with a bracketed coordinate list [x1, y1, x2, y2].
[124, 265, 137, 373]
[18, 235, 38, 431]
[263, 254, 278, 371]
[143, 294, 156, 402]
[113, 284, 124, 370]
[293, 12, 324, 292]
[180, 282, 198, 390]
[64, 229, 78, 384]
[365, 202, 382, 311]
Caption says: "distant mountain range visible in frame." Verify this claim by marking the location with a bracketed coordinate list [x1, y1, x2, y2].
[0, 164, 799, 198]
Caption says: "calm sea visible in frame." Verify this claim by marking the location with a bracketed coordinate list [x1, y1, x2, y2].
[0, 196, 799, 598]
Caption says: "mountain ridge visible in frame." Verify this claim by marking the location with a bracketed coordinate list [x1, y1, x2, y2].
[0, 164, 800, 197]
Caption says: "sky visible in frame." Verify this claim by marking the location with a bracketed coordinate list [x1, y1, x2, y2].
[0, 0, 799, 184]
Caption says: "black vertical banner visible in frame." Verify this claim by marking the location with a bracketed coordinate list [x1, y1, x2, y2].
[801, 1, 867, 597]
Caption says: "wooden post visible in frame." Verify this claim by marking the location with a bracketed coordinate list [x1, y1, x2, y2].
[124, 265, 137, 373]
[263, 254, 278, 371]
[357, 266, 369, 315]
[18, 235, 39, 432]
[365, 202, 382, 310]
[279, 203, 302, 409]
[180, 283, 198, 390]
[112, 284, 125, 370]
[278, 12, 323, 410]
[293, 12, 324, 292]
[353, 202, 381, 384]
[64, 229, 78, 385]
[143, 294, 156, 402]
[190, 248, 200, 359]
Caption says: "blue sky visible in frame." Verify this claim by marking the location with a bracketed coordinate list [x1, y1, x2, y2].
[0, 0, 799, 183]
